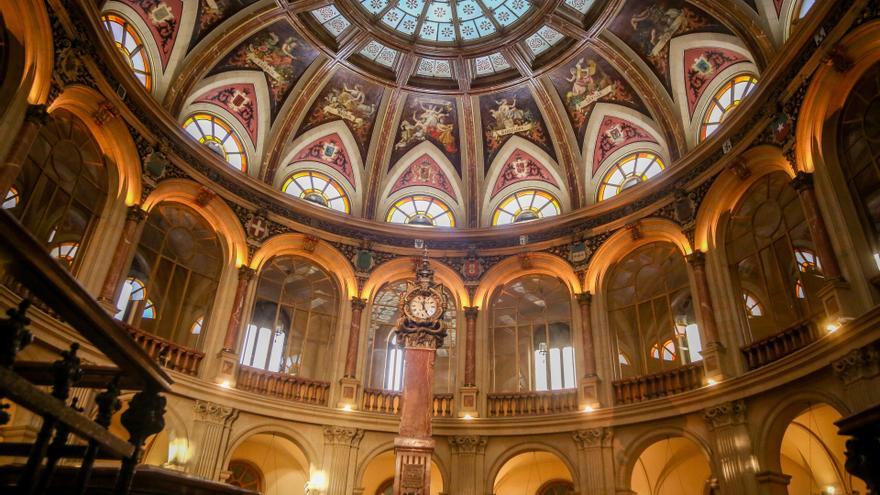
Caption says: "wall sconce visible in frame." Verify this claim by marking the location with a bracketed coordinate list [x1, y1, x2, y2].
[166, 437, 191, 468]
[305, 471, 328, 494]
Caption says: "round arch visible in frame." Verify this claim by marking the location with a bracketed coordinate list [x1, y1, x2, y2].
[486, 443, 578, 495]
[278, 121, 366, 201]
[583, 218, 692, 294]
[616, 426, 716, 491]
[250, 233, 358, 299]
[0, 0, 52, 105]
[355, 444, 447, 495]
[223, 423, 319, 471]
[363, 257, 468, 307]
[474, 252, 580, 309]
[142, 179, 249, 267]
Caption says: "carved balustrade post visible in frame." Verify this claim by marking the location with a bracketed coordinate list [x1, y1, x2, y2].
[113, 387, 166, 495]
[189, 400, 239, 480]
[572, 428, 614, 495]
[0, 105, 50, 196]
[98, 206, 149, 309]
[322, 426, 364, 495]
[703, 401, 759, 494]
[685, 251, 726, 381]
[75, 377, 121, 495]
[448, 436, 487, 495]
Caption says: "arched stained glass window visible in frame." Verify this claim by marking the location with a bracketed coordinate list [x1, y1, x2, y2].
[386, 195, 455, 227]
[650, 340, 676, 361]
[114, 277, 156, 321]
[598, 152, 665, 201]
[101, 14, 152, 91]
[743, 292, 763, 317]
[227, 460, 263, 492]
[3, 187, 19, 209]
[49, 241, 79, 268]
[182, 113, 248, 171]
[492, 189, 561, 225]
[700, 74, 758, 142]
[282, 170, 350, 213]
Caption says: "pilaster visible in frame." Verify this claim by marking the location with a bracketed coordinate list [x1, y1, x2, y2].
[703, 400, 759, 494]
[448, 435, 487, 495]
[322, 425, 364, 495]
[572, 428, 614, 495]
[832, 341, 880, 413]
[188, 400, 239, 481]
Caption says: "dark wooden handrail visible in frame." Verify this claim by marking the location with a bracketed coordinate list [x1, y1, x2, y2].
[0, 210, 171, 391]
[741, 320, 819, 370]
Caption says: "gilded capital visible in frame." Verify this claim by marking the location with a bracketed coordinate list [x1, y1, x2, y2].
[351, 297, 367, 311]
[464, 306, 479, 319]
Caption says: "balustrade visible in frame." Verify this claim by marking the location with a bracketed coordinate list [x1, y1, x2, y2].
[613, 363, 705, 405]
[486, 390, 578, 417]
[741, 321, 819, 371]
[361, 389, 454, 417]
[125, 325, 204, 376]
[236, 366, 330, 406]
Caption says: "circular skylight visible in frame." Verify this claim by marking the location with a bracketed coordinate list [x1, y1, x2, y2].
[358, 0, 533, 44]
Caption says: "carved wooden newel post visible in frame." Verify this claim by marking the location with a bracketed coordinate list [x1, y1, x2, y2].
[393, 258, 448, 495]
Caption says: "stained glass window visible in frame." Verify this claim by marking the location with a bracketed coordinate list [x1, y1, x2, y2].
[416, 58, 453, 78]
[650, 340, 676, 361]
[101, 14, 152, 91]
[310, 5, 351, 38]
[282, 170, 350, 213]
[49, 242, 79, 267]
[524, 25, 563, 56]
[492, 189, 561, 225]
[598, 152, 665, 201]
[700, 74, 758, 142]
[386, 195, 455, 227]
[359, 40, 399, 68]
[743, 292, 763, 317]
[359, 0, 533, 43]
[183, 113, 248, 171]
[473, 52, 511, 76]
[115, 277, 156, 321]
[3, 187, 19, 209]
[795, 249, 820, 272]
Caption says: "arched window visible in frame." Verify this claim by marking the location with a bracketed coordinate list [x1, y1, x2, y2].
[492, 189, 561, 226]
[120, 203, 222, 349]
[3, 187, 20, 209]
[365, 281, 457, 393]
[282, 170, 350, 213]
[700, 74, 758, 142]
[101, 14, 152, 91]
[490, 275, 575, 392]
[839, 64, 880, 263]
[182, 113, 248, 171]
[10, 110, 109, 272]
[607, 242, 701, 378]
[240, 256, 339, 379]
[726, 172, 824, 342]
[598, 152, 665, 201]
[385, 195, 455, 227]
[795, 0, 816, 18]
[226, 460, 263, 492]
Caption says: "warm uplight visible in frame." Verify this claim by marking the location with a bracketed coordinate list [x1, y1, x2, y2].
[826, 322, 840, 333]
[583, 405, 595, 413]
[462, 414, 474, 420]
[167, 437, 191, 465]
[824, 486, 837, 495]
[341, 404, 353, 412]
[706, 378, 718, 387]
[219, 380, 231, 389]
[307, 471, 328, 490]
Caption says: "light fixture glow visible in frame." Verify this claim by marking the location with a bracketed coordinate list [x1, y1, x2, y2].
[706, 378, 718, 386]
[583, 405, 595, 413]
[462, 414, 474, 420]
[824, 487, 837, 495]
[308, 471, 328, 490]
[826, 322, 840, 333]
[219, 380, 231, 389]
[342, 404, 353, 412]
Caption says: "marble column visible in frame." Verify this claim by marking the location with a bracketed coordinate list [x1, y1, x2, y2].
[463, 307, 478, 386]
[395, 339, 438, 495]
[344, 297, 368, 378]
[0, 104, 49, 196]
[686, 250, 726, 380]
[189, 400, 238, 481]
[448, 436, 487, 495]
[703, 400, 759, 494]
[221, 266, 257, 352]
[572, 428, 615, 495]
[790, 172, 843, 280]
[322, 426, 364, 495]
[576, 293, 601, 407]
[98, 205, 148, 307]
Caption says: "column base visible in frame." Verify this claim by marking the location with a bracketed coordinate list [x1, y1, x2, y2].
[338, 377, 361, 410]
[394, 437, 436, 495]
[818, 278, 857, 320]
[580, 375, 601, 409]
[459, 386, 479, 418]
[215, 350, 239, 388]
[700, 342, 727, 383]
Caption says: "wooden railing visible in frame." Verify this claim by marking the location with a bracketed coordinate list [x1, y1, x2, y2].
[236, 366, 330, 406]
[613, 363, 705, 405]
[125, 324, 204, 376]
[486, 390, 578, 417]
[361, 389, 455, 417]
[741, 321, 819, 371]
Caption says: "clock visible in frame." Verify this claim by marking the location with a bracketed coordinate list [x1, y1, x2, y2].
[402, 288, 445, 324]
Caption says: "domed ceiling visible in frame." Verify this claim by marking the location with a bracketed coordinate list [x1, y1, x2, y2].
[97, 0, 807, 229]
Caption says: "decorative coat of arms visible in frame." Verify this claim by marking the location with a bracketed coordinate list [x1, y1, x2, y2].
[245, 210, 269, 243]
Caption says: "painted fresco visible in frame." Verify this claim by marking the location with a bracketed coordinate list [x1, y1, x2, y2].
[548, 47, 647, 144]
[684, 47, 748, 116]
[211, 21, 318, 119]
[291, 134, 356, 189]
[609, 0, 729, 89]
[391, 94, 461, 176]
[479, 86, 553, 172]
[195, 84, 259, 144]
[390, 154, 456, 199]
[591, 116, 658, 175]
[189, 0, 259, 51]
[299, 70, 384, 159]
[120, 0, 183, 69]
[491, 149, 559, 198]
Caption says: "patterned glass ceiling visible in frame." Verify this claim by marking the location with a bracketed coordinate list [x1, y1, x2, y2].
[358, 0, 533, 43]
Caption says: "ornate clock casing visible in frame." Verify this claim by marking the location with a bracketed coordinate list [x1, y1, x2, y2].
[395, 259, 448, 349]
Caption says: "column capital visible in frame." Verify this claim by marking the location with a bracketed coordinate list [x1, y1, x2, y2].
[576, 292, 592, 306]
[832, 341, 880, 385]
[572, 427, 611, 449]
[193, 400, 238, 425]
[464, 306, 479, 319]
[685, 250, 706, 267]
[789, 171, 814, 192]
[24, 104, 50, 126]
[351, 297, 368, 310]
[322, 425, 364, 447]
[237, 265, 256, 281]
[126, 205, 149, 223]
[703, 400, 746, 430]
[448, 435, 487, 455]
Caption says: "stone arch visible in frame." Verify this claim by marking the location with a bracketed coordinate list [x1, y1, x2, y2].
[223, 423, 319, 472]
[355, 445, 447, 495]
[486, 443, 578, 495]
[616, 426, 716, 492]
[250, 233, 358, 299]
[363, 257, 469, 308]
[474, 252, 580, 309]
[381, 140, 464, 206]
[0, 0, 52, 106]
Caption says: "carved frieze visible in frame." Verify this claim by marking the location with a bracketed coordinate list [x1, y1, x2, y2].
[322, 425, 364, 447]
[833, 342, 880, 385]
[703, 400, 747, 430]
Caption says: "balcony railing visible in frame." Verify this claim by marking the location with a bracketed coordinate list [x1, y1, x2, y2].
[741, 321, 819, 371]
[613, 363, 705, 405]
[125, 324, 204, 376]
[236, 366, 330, 406]
[486, 390, 578, 417]
[361, 389, 455, 417]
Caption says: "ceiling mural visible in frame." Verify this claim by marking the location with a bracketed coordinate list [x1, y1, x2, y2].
[210, 21, 318, 120]
[391, 94, 461, 176]
[118, 0, 183, 69]
[291, 133, 357, 189]
[390, 154, 457, 199]
[298, 69, 385, 160]
[189, 0, 259, 51]
[491, 149, 559, 198]
[591, 116, 658, 174]
[479, 85, 554, 173]
[683, 47, 749, 116]
[548, 47, 649, 144]
[194, 83, 259, 144]
[609, 0, 731, 90]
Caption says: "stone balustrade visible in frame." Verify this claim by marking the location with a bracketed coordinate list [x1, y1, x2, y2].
[741, 321, 819, 371]
[613, 363, 705, 405]
[125, 324, 204, 376]
[236, 365, 330, 406]
[361, 389, 455, 417]
[486, 390, 578, 417]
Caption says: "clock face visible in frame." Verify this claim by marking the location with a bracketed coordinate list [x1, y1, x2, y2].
[408, 294, 438, 319]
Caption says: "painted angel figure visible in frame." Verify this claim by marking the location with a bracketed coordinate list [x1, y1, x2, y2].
[566, 58, 597, 101]
[492, 98, 521, 129]
[631, 6, 686, 55]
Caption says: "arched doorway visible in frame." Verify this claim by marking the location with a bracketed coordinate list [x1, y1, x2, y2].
[226, 433, 310, 495]
[630, 437, 713, 495]
[493, 451, 574, 495]
[359, 450, 444, 495]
